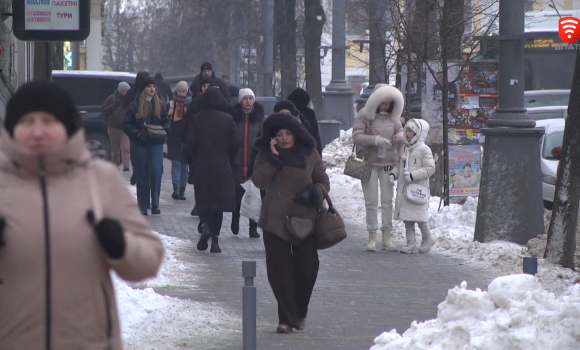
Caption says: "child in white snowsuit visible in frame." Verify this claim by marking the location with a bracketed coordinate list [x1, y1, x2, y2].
[391, 119, 436, 254]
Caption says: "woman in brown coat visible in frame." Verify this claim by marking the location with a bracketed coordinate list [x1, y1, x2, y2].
[0, 81, 164, 350]
[252, 113, 330, 334]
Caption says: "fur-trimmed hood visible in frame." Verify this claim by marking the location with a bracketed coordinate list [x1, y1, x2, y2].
[364, 85, 405, 121]
[404, 118, 430, 147]
[232, 101, 265, 123]
[255, 113, 316, 153]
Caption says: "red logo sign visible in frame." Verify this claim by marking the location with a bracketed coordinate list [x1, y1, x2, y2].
[559, 17, 580, 44]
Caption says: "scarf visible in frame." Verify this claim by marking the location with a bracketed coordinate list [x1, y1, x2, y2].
[172, 95, 191, 121]
[276, 142, 310, 169]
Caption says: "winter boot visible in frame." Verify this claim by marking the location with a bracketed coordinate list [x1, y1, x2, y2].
[179, 186, 187, 200]
[171, 184, 179, 200]
[381, 231, 397, 252]
[249, 221, 261, 238]
[210, 236, 221, 253]
[151, 206, 161, 215]
[130, 173, 137, 186]
[418, 224, 436, 254]
[231, 215, 240, 235]
[191, 206, 199, 217]
[197, 224, 211, 251]
[400, 223, 417, 254]
[366, 231, 377, 252]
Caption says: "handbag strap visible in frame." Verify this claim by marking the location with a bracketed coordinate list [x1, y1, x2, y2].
[87, 161, 103, 222]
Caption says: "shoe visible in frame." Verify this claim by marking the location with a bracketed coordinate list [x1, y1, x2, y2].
[123, 167, 130, 172]
[171, 184, 179, 200]
[249, 221, 261, 238]
[366, 232, 376, 252]
[179, 186, 187, 200]
[197, 233, 210, 251]
[399, 243, 418, 254]
[210, 236, 221, 253]
[151, 206, 161, 215]
[419, 237, 436, 254]
[140, 209, 148, 216]
[295, 319, 306, 331]
[231, 220, 239, 235]
[276, 324, 292, 334]
[130, 173, 137, 186]
[381, 231, 397, 252]
[191, 207, 199, 217]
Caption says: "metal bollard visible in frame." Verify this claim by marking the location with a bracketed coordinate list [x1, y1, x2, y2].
[318, 120, 342, 150]
[523, 257, 538, 275]
[242, 260, 257, 350]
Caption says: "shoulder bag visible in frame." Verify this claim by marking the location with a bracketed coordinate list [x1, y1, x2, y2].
[139, 117, 167, 143]
[315, 188, 347, 250]
[343, 120, 373, 181]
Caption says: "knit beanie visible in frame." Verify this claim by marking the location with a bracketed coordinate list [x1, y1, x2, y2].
[5, 81, 82, 137]
[200, 62, 213, 72]
[274, 100, 296, 114]
[238, 88, 255, 103]
[138, 77, 156, 94]
[117, 81, 131, 93]
[176, 81, 188, 91]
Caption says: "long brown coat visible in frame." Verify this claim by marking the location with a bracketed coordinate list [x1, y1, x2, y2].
[252, 114, 330, 243]
[0, 129, 164, 350]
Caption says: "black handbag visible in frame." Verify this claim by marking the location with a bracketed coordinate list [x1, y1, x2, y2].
[139, 120, 167, 142]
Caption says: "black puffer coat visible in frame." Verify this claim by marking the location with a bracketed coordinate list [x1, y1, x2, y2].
[184, 88, 240, 212]
[287, 88, 323, 156]
[232, 102, 264, 186]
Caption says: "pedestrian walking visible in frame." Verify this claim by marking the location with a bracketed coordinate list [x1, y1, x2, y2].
[252, 113, 330, 334]
[273, 99, 311, 127]
[154, 72, 174, 103]
[189, 62, 230, 103]
[222, 74, 240, 106]
[167, 80, 192, 201]
[184, 87, 240, 254]
[122, 77, 170, 216]
[102, 81, 131, 171]
[352, 85, 404, 252]
[231, 88, 264, 238]
[287, 88, 323, 156]
[393, 118, 436, 254]
[0, 81, 164, 350]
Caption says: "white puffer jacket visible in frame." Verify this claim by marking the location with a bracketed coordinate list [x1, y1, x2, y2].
[393, 119, 436, 223]
[352, 85, 404, 166]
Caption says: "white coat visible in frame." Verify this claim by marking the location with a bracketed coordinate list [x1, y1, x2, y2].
[393, 119, 436, 223]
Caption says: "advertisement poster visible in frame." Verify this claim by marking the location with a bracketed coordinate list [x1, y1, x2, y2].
[458, 61, 499, 95]
[25, 1, 80, 31]
[449, 145, 482, 197]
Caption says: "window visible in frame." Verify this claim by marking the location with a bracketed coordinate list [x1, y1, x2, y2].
[524, 94, 570, 108]
[543, 131, 563, 159]
[53, 77, 128, 107]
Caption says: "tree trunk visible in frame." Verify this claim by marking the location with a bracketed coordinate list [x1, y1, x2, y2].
[279, 0, 297, 98]
[443, 0, 465, 60]
[544, 41, 580, 270]
[303, 0, 325, 119]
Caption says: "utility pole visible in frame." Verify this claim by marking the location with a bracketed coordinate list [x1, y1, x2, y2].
[322, 0, 355, 129]
[474, 0, 544, 245]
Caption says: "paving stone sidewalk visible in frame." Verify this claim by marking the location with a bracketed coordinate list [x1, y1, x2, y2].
[126, 162, 493, 350]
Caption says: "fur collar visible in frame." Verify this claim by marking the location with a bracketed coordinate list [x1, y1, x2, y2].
[364, 85, 405, 122]
[232, 102, 265, 123]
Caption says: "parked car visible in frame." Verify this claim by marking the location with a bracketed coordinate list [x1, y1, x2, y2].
[526, 106, 567, 120]
[524, 89, 569, 121]
[536, 118, 565, 210]
[52, 70, 136, 160]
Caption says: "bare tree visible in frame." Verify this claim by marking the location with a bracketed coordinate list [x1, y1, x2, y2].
[274, 0, 298, 98]
[303, 0, 326, 117]
[544, 44, 580, 270]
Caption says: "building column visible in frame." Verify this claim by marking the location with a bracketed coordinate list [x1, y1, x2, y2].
[86, 0, 104, 71]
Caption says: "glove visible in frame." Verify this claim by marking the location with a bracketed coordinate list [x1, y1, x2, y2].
[389, 173, 396, 184]
[375, 136, 392, 148]
[293, 186, 316, 206]
[404, 171, 413, 183]
[87, 210, 126, 259]
[0, 217, 5, 247]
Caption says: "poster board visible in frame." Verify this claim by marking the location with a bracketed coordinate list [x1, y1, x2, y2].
[13, 0, 90, 41]
[449, 145, 482, 197]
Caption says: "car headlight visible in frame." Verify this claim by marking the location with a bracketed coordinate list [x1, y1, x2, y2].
[542, 173, 557, 185]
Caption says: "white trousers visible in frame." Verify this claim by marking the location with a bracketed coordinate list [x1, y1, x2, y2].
[404, 221, 431, 243]
[361, 165, 395, 233]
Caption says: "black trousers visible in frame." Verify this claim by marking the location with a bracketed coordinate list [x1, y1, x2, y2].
[233, 187, 258, 228]
[200, 212, 223, 237]
[263, 231, 319, 326]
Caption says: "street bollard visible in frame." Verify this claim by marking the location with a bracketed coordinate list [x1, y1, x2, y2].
[523, 257, 538, 275]
[242, 260, 257, 350]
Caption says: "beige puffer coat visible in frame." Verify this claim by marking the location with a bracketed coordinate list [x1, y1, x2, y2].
[352, 85, 404, 166]
[393, 119, 436, 223]
[0, 129, 164, 350]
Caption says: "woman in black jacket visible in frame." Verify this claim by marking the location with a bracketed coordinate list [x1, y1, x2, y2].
[287, 88, 323, 156]
[184, 87, 240, 253]
[122, 78, 170, 215]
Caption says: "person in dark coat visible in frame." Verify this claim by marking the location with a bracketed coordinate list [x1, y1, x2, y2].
[189, 62, 230, 104]
[154, 72, 174, 103]
[166, 81, 192, 200]
[231, 88, 264, 238]
[222, 74, 240, 107]
[184, 87, 240, 254]
[101, 81, 131, 171]
[122, 77, 170, 216]
[252, 113, 330, 334]
[287, 88, 323, 156]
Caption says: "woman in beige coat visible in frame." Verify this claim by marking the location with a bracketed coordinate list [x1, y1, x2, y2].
[352, 85, 404, 252]
[0, 81, 165, 350]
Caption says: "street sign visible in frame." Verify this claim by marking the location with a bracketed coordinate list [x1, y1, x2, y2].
[13, 0, 90, 41]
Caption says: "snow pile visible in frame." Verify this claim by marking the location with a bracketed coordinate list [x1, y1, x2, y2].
[371, 275, 580, 350]
[322, 128, 353, 169]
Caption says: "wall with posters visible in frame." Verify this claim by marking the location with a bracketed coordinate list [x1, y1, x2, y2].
[449, 145, 482, 197]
